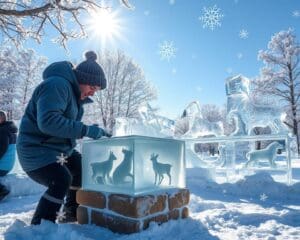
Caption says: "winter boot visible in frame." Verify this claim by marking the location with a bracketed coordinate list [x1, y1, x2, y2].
[58, 189, 78, 223]
[0, 184, 9, 201]
[31, 196, 62, 225]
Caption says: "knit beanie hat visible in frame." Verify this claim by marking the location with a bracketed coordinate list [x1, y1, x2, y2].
[74, 51, 107, 89]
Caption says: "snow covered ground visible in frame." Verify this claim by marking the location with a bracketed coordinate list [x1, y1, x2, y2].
[1, 159, 300, 240]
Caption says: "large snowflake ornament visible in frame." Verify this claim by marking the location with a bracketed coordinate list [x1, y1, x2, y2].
[56, 153, 68, 166]
[158, 41, 177, 61]
[260, 193, 268, 201]
[239, 29, 249, 39]
[199, 5, 224, 31]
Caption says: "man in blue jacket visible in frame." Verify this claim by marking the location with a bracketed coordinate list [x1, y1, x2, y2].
[0, 111, 18, 201]
[17, 51, 111, 225]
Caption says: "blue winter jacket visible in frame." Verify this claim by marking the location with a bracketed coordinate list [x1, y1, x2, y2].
[0, 121, 18, 173]
[17, 61, 91, 172]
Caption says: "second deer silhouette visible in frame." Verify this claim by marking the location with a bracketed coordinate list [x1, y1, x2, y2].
[150, 153, 172, 185]
[90, 151, 117, 184]
[113, 148, 134, 185]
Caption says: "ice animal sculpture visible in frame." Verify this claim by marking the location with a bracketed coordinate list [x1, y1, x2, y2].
[245, 141, 283, 168]
[226, 75, 288, 135]
[150, 153, 172, 185]
[112, 148, 134, 185]
[113, 104, 174, 137]
[90, 151, 117, 184]
[181, 101, 224, 138]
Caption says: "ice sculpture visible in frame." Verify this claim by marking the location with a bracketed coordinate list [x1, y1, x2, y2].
[150, 153, 172, 185]
[81, 135, 185, 195]
[113, 104, 175, 137]
[180, 101, 224, 138]
[245, 141, 283, 168]
[226, 75, 289, 135]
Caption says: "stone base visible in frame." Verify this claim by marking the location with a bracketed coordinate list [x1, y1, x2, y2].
[77, 188, 190, 234]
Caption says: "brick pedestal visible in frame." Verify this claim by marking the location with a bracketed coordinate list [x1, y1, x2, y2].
[77, 188, 190, 234]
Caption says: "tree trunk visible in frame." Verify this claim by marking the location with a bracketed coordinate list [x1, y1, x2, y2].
[288, 65, 300, 154]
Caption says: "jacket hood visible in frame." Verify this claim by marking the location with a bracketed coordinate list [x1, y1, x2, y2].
[43, 61, 81, 99]
[0, 121, 18, 133]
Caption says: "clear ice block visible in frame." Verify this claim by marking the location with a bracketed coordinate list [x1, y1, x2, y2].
[81, 135, 185, 195]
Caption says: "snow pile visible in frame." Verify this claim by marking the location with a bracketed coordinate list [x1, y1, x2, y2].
[187, 169, 300, 203]
[230, 172, 300, 200]
[1, 166, 300, 239]
[1, 174, 45, 197]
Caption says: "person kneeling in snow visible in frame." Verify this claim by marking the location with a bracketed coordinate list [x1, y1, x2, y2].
[0, 110, 18, 201]
[17, 51, 111, 225]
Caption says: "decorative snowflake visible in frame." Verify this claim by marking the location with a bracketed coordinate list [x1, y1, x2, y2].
[158, 41, 177, 61]
[199, 5, 224, 31]
[260, 193, 268, 201]
[292, 10, 300, 18]
[239, 29, 249, 39]
[56, 153, 68, 166]
[56, 210, 66, 222]
[237, 52, 243, 59]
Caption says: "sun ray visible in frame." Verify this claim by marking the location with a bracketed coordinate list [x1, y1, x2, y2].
[86, 8, 124, 48]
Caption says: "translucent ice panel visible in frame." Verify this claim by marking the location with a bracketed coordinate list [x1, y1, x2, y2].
[81, 135, 185, 195]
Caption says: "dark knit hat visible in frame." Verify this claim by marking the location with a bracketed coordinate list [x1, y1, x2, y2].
[74, 51, 106, 89]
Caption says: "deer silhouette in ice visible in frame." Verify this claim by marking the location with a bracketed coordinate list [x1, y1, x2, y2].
[150, 153, 172, 185]
[90, 151, 117, 184]
[113, 148, 134, 185]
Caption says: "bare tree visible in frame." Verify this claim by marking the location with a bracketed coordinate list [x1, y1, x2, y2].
[0, 45, 46, 120]
[254, 29, 300, 153]
[83, 50, 157, 131]
[200, 104, 223, 122]
[17, 49, 48, 113]
[0, 0, 133, 48]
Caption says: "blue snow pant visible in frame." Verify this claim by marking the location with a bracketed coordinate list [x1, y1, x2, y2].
[26, 150, 82, 225]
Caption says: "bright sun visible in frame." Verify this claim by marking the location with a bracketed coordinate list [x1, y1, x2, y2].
[88, 9, 122, 46]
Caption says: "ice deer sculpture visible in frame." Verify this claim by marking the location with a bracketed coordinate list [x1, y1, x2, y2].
[150, 153, 172, 185]
[245, 142, 283, 168]
[90, 151, 117, 184]
[226, 75, 288, 135]
[112, 148, 134, 185]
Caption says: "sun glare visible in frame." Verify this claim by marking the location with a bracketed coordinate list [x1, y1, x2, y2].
[88, 9, 122, 46]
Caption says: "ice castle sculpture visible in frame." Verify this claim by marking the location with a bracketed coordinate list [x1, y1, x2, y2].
[226, 75, 289, 136]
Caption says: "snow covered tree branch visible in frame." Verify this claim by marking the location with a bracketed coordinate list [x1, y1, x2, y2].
[0, 45, 47, 120]
[0, 0, 133, 48]
[253, 29, 300, 154]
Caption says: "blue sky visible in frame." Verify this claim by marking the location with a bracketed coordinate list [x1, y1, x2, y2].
[25, 0, 300, 118]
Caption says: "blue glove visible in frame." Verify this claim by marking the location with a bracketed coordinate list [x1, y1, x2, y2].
[85, 125, 112, 139]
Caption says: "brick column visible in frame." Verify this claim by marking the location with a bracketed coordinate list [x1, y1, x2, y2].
[77, 188, 190, 234]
